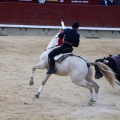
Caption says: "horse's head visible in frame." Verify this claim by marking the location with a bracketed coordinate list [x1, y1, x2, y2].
[46, 33, 59, 49]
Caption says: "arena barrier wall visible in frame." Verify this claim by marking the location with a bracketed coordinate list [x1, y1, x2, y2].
[0, 3, 120, 28]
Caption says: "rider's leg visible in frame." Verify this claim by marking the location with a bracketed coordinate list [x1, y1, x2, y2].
[47, 47, 62, 74]
[47, 57, 57, 74]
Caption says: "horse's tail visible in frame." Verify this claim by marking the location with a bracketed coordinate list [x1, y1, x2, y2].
[89, 62, 116, 88]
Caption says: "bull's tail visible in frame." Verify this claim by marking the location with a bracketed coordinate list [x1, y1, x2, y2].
[89, 62, 116, 88]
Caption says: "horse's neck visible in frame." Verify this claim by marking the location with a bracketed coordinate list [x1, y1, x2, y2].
[41, 33, 59, 61]
[46, 33, 59, 49]
[41, 46, 55, 60]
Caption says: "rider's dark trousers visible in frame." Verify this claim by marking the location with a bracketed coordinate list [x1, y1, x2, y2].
[48, 43, 72, 67]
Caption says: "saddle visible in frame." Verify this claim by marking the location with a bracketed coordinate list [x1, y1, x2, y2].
[54, 53, 73, 63]
[54, 50, 89, 67]
[54, 48, 73, 62]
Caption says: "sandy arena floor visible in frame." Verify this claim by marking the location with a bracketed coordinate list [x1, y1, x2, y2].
[0, 36, 120, 120]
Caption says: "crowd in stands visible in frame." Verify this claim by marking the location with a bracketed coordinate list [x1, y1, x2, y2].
[101, 0, 120, 5]
[0, 0, 120, 5]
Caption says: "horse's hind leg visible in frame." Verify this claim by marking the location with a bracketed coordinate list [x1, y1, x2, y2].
[35, 74, 51, 98]
[73, 79, 95, 102]
[86, 78, 100, 102]
[90, 80, 100, 101]
[85, 66, 100, 102]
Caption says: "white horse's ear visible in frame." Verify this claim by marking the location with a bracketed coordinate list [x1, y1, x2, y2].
[38, 0, 45, 3]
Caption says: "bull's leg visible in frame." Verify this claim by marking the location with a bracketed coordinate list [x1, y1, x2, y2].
[35, 74, 51, 98]
[29, 63, 44, 86]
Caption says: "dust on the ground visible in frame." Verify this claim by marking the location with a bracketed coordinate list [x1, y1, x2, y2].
[0, 36, 120, 120]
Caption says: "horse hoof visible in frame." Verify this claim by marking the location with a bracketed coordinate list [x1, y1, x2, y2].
[90, 99, 96, 103]
[89, 101, 94, 106]
[89, 100, 96, 106]
[29, 81, 34, 86]
[35, 94, 39, 98]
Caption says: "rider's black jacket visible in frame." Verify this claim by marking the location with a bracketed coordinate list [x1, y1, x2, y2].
[58, 28, 80, 47]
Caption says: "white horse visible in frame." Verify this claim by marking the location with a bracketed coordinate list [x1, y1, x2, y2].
[29, 33, 116, 104]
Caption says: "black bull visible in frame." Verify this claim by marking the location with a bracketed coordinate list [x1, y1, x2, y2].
[94, 55, 120, 83]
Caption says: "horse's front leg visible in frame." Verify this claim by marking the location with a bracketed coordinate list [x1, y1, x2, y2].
[29, 66, 36, 86]
[29, 62, 46, 86]
[35, 74, 51, 98]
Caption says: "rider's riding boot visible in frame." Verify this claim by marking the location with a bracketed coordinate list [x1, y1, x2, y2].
[47, 64, 57, 74]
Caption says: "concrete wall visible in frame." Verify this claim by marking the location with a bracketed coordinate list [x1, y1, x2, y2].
[0, 27, 120, 38]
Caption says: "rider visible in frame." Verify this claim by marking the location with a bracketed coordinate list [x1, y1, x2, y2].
[47, 22, 80, 74]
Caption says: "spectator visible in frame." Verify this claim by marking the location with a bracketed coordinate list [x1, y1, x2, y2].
[113, 0, 120, 5]
[108, 0, 113, 5]
[101, 0, 113, 5]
